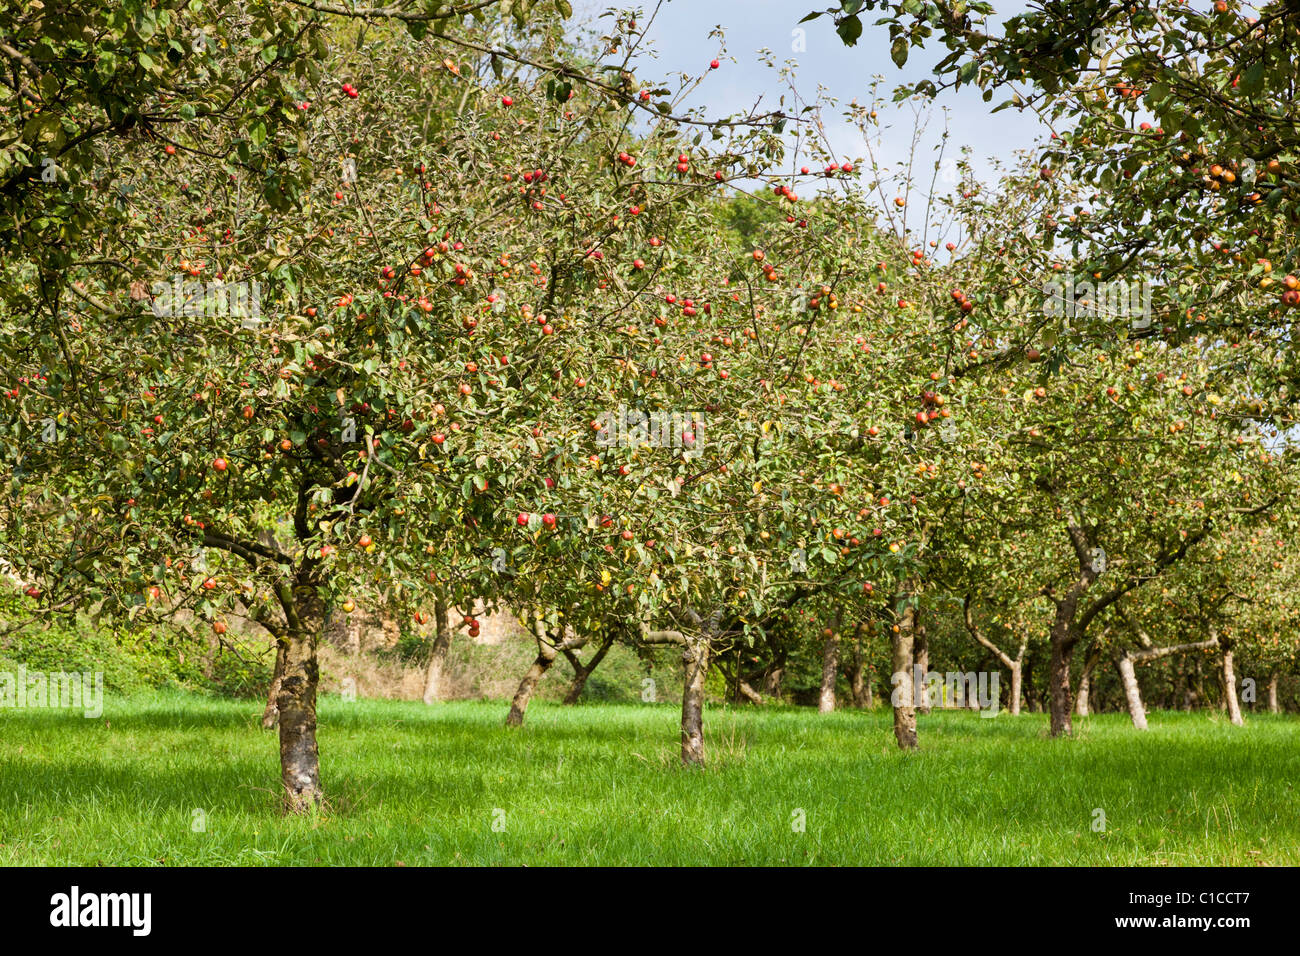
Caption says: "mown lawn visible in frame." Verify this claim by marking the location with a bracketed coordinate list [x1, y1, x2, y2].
[0, 691, 1295, 865]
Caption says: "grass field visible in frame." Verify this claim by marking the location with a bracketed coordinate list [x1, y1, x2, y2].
[0, 691, 1295, 865]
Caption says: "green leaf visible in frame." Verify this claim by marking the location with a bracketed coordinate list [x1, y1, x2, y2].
[1240, 62, 1264, 95]
[837, 14, 863, 47]
[890, 37, 909, 67]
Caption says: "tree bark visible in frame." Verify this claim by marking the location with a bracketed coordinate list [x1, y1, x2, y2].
[506, 617, 559, 727]
[1047, 625, 1077, 738]
[1075, 643, 1102, 717]
[818, 617, 840, 714]
[1190, 658, 1206, 712]
[1116, 652, 1148, 730]
[680, 635, 711, 766]
[562, 634, 613, 704]
[1024, 654, 1039, 712]
[890, 589, 919, 750]
[1268, 673, 1279, 714]
[262, 639, 287, 729]
[913, 616, 931, 714]
[421, 598, 453, 705]
[1221, 640, 1244, 727]
[1007, 660, 1022, 716]
[277, 582, 324, 811]
[846, 622, 871, 709]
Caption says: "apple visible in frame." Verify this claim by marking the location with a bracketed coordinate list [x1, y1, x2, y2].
[212, 457, 228, 472]
[543, 513, 556, 527]
[213, 621, 227, 635]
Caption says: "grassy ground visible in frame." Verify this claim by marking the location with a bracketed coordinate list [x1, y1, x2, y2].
[0, 691, 1295, 865]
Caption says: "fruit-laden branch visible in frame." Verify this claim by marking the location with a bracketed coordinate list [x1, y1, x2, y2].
[286, 0, 795, 129]
[201, 529, 292, 569]
[1076, 522, 1212, 635]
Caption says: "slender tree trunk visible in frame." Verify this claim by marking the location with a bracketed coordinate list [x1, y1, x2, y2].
[890, 589, 919, 750]
[277, 582, 324, 811]
[818, 622, 840, 713]
[1268, 673, 1279, 714]
[1116, 652, 1148, 730]
[846, 622, 870, 708]
[680, 635, 711, 766]
[914, 617, 931, 714]
[506, 618, 557, 727]
[736, 679, 764, 704]
[562, 635, 613, 704]
[1221, 643, 1244, 726]
[1007, 660, 1022, 716]
[262, 639, 287, 729]
[1024, 654, 1039, 712]
[421, 598, 453, 705]
[960, 599, 1025, 717]
[1075, 643, 1102, 717]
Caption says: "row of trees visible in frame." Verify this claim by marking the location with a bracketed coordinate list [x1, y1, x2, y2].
[2, 0, 1296, 810]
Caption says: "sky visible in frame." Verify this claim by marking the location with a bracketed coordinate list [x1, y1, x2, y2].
[570, 0, 1049, 191]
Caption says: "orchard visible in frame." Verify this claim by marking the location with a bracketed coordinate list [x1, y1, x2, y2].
[0, 0, 1297, 874]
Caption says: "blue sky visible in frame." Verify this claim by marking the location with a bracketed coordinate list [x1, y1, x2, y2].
[572, 0, 1048, 189]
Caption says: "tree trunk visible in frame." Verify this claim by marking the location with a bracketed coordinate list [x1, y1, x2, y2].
[1268, 673, 1279, 714]
[1116, 652, 1148, 730]
[1075, 643, 1102, 717]
[763, 666, 784, 700]
[846, 623, 871, 709]
[736, 679, 764, 704]
[505, 618, 557, 727]
[890, 590, 919, 750]
[421, 598, 453, 705]
[1047, 626, 1076, 738]
[261, 639, 287, 729]
[277, 582, 324, 811]
[818, 621, 840, 713]
[1221, 644, 1244, 727]
[1045, 570, 1093, 737]
[913, 617, 931, 714]
[680, 635, 711, 766]
[562, 635, 613, 705]
[1024, 654, 1039, 712]
[1007, 660, 1022, 716]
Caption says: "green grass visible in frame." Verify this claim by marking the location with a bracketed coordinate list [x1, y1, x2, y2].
[1, 691, 1296, 865]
